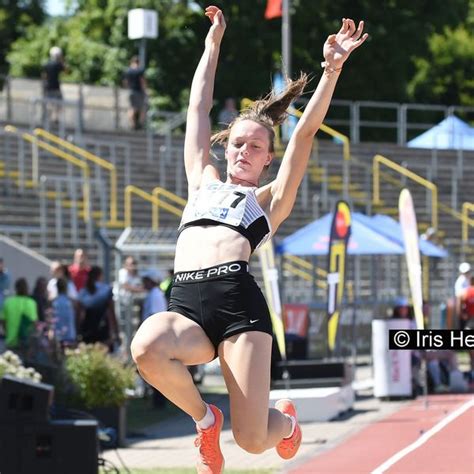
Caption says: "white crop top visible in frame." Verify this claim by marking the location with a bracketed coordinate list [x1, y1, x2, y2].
[178, 180, 272, 251]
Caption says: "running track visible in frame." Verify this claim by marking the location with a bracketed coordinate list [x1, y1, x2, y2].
[289, 394, 474, 474]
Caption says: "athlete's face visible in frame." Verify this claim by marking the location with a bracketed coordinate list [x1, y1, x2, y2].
[225, 120, 273, 185]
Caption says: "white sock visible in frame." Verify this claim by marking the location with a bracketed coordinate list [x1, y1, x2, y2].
[194, 404, 215, 430]
[284, 415, 296, 439]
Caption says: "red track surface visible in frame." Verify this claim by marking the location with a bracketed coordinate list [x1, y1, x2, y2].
[290, 394, 474, 474]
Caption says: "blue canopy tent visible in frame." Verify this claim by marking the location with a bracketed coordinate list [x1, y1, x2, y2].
[356, 214, 448, 258]
[407, 115, 474, 150]
[276, 213, 404, 256]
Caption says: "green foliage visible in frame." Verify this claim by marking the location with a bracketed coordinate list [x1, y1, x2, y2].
[64, 343, 135, 409]
[4, 0, 474, 106]
[0, 0, 45, 76]
[408, 25, 474, 105]
[0, 350, 42, 383]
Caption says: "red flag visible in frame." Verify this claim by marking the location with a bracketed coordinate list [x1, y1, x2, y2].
[265, 0, 282, 19]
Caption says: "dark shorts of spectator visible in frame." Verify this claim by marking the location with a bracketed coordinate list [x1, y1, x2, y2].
[129, 91, 146, 111]
[44, 89, 63, 100]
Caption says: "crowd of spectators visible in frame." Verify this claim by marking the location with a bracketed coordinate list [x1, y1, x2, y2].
[0, 249, 170, 361]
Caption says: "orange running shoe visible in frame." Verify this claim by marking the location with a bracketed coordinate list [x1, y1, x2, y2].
[275, 399, 302, 459]
[194, 404, 225, 474]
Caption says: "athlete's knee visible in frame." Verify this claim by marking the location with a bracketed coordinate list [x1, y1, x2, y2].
[130, 331, 171, 372]
[233, 429, 267, 454]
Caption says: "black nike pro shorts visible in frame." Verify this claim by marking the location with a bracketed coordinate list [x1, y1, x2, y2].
[168, 260, 273, 355]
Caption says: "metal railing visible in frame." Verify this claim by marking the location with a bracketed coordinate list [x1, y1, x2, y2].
[151, 187, 186, 230]
[4, 125, 91, 221]
[33, 128, 121, 226]
[372, 154, 438, 230]
[461, 202, 474, 243]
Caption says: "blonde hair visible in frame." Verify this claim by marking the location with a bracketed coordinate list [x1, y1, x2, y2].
[211, 73, 308, 153]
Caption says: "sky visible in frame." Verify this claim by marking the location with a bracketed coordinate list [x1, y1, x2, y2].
[46, 0, 67, 16]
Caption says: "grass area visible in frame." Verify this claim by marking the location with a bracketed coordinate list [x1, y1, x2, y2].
[115, 470, 275, 474]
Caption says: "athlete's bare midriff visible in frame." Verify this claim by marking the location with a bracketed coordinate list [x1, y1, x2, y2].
[174, 225, 252, 272]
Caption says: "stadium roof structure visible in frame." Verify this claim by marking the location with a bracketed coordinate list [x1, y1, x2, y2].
[407, 115, 474, 150]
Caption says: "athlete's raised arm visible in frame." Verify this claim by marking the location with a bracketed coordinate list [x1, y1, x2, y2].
[184, 6, 226, 192]
[269, 19, 368, 229]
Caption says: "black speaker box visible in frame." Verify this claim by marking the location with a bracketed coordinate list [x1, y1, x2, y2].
[0, 375, 53, 423]
[0, 419, 99, 474]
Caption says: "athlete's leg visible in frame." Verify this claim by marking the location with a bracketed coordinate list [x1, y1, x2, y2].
[131, 311, 215, 420]
[218, 332, 292, 454]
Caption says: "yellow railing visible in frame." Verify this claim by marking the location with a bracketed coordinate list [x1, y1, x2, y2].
[373, 154, 438, 230]
[151, 187, 186, 230]
[5, 125, 90, 220]
[282, 254, 327, 289]
[124, 185, 161, 228]
[461, 202, 474, 243]
[34, 128, 121, 226]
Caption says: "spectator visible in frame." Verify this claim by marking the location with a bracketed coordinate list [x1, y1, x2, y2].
[0, 278, 38, 350]
[78, 266, 119, 351]
[159, 269, 174, 303]
[52, 277, 76, 345]
[123, 56, 147, 130]
[141, 269, 167, 320]
[118, 255, 143, 304]
[41, 46, 66, 124]
[217, 97, 238, 128]
[31, 276, 49, 322]
[0, 257, 11, 311]
[456, 263, 472, 328]
[68, 248, 91, 291]
[47, 261, 78, 301]
[460, 276, 474, 382]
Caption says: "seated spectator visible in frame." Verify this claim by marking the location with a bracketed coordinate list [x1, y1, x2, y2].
[52, 277, 76, 345]
[32, 276, 49, 322]
[0, 278, 38, 350]
[78, 266, 119, 351]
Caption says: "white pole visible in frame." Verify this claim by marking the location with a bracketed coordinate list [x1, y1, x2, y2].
[282, 0, 291, 78]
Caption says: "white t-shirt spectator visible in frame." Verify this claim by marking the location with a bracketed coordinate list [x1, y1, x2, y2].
[47, 278, 78, 301]
[455, 274, 470, 297]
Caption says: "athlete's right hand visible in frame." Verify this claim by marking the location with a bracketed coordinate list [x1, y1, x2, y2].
[205, 6, 226, 47]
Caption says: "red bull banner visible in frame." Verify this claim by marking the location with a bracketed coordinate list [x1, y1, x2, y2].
[399, 188, 424, 330]
[327, 201, 351, 352]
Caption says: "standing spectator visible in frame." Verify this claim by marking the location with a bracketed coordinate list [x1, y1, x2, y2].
[78, 266, 119, 351]
[68, 248, 91, 292]
[455, 262, 471, 328]
[0, 257, 11, 311]
[0, 278, 38, 350]
[47, 261, 78, 301]
[41, 46, 66, 124]
[118, 255, 143, 304]
[217, 97, 238, 128]
[52, 278, 76, 345]
[31, 277, 49, 322]
[141, 270, 167, 320]
[460, 276, 474, 381]
[123, 56, 147, 130]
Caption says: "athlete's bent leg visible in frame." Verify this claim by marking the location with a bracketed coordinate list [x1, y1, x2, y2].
[131, 311, 215, 420]
[218, 331, 293, 454]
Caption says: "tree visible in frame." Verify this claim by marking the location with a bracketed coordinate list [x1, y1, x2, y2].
[408, 25, 474, 106]
[0, 0, 45, 77]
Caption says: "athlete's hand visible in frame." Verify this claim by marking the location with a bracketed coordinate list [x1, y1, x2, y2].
[205, 6, 226, 47]
[323, 18, 368, 70]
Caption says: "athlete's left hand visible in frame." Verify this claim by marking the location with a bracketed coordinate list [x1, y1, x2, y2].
[323, 18, 368, 70]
